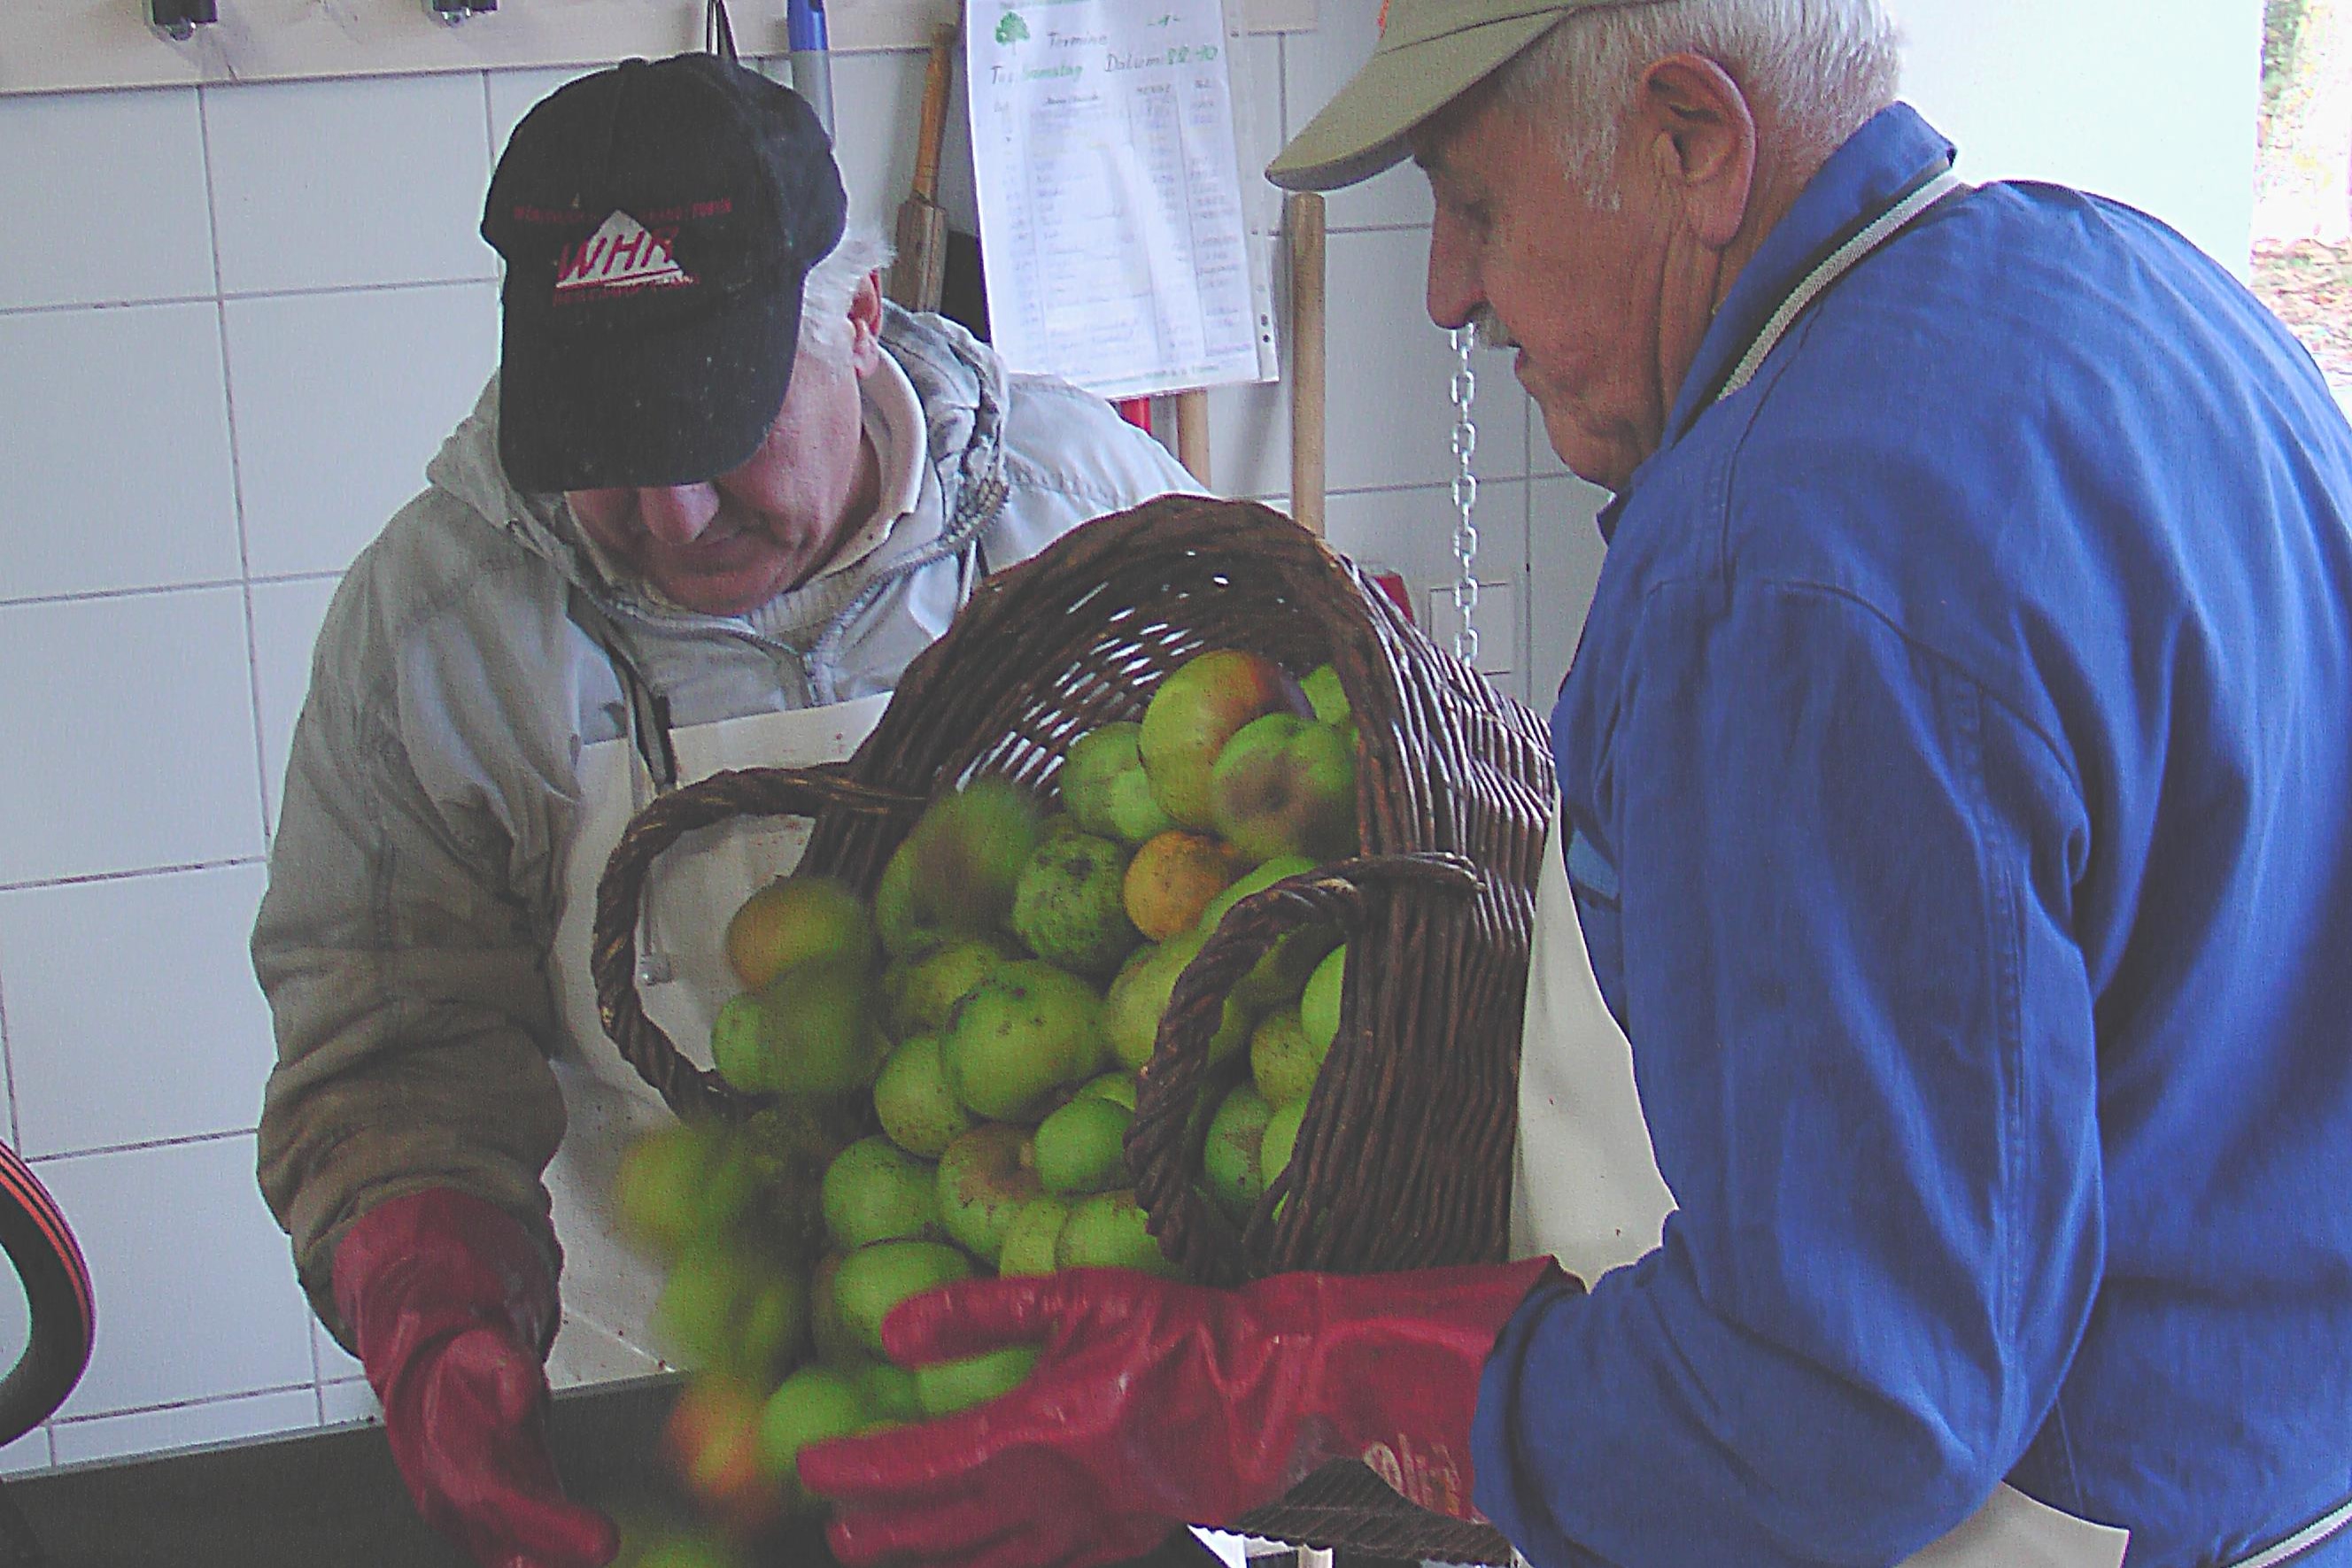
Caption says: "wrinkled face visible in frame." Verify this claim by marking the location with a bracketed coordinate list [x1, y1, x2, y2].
[1418, 95, 1681, 493]
[566, 273, 886, 615]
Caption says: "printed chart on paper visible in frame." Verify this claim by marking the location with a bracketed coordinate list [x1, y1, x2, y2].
[967, 0, 1266, 399]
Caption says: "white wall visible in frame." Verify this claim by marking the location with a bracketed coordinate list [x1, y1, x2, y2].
[1887, 0, 2266, 274]
[0, 0, 2260, 1471]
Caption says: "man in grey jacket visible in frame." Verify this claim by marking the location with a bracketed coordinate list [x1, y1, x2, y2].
[251, 52, 1195, 1568]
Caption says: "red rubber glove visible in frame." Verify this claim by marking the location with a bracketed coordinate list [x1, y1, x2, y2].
[797, 1258, 1564, 1568]
[332, 1187, 619, 1568]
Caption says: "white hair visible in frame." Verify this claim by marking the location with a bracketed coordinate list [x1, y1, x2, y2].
[796, 226, 896, 357]
[1493, 0, 1904, 205]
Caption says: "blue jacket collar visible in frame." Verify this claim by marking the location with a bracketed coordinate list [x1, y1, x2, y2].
[1668, 101, 1956, 441]
[1597, 103, 1955, 543]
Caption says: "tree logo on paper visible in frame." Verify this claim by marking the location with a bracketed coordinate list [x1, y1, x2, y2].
[994, 11, 1029, 44]
[552, 211, 693, 301]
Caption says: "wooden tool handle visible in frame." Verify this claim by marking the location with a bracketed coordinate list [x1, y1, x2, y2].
[1287, 191, 1327, 537]
[911, 20, 957, 204]
[1175, 389, 1212, 489]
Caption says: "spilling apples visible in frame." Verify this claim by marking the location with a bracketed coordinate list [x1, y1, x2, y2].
[620, 650, 1362, 1551]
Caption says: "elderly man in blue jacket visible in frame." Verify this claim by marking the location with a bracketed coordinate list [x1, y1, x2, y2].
[800, 4, 2352, 1566]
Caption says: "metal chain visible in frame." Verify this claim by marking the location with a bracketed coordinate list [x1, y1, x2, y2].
[1449, 324, 1481, 664]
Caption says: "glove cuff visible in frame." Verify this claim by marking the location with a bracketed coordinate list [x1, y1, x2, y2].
[331, 1187, 560, 1391]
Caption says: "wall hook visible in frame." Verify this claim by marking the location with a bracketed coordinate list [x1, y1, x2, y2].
[429, 0, 495, 24]
[149, 0, 216, 42]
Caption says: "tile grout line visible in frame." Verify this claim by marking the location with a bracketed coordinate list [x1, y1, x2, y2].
[0, 855, 267, 898]
[0, 569, 344, 614]
[0, 274, 502, 321]
[0, 920, 21, 1157]
[200, 81, 276, 854]
[29, 1124, 257, 1167]
[50, 1379, 319, 1430]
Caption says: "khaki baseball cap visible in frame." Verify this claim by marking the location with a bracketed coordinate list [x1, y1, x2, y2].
[1267, 0, 1636, 191]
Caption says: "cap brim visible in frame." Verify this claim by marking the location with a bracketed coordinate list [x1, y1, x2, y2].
[1266, 12, 1567, 192]
[496, 277, 803, 494]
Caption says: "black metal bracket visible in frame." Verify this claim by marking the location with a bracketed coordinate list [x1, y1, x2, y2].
[429, 0, 496, 22]
[149, 0, 216, 42]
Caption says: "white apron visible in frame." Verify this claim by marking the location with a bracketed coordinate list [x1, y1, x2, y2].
[542, 692, 892, 1389]
[1510, 821, 2130, 1568]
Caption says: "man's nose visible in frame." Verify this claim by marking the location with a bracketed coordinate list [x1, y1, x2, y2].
[634, 483, 722, 545]
[1425, 220, 1481, 332]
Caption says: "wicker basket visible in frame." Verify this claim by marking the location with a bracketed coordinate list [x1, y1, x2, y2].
[590, 494, 1555, 1564]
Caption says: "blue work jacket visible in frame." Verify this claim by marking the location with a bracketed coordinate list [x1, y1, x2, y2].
[1474, 104, 2352, 1568]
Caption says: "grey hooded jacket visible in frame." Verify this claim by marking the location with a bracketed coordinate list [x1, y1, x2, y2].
[254, 306, 1196, 1334]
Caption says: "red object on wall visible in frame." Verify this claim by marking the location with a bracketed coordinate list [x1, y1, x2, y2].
[1363, 566, 1414, 625]
[1115, 398, 1153, 433]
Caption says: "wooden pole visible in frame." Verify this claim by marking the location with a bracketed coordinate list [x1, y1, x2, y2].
[886, 17, 960, 313]
[1175, 388, 1212, 489]
[1286, 190, 1327, 537]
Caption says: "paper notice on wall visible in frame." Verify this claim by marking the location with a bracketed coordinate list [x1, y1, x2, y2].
[966, 0, 1277, 399]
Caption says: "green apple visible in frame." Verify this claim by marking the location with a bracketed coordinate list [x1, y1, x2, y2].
[1301, 662, 1351, 725]
[1032, 1094, 1133, 1195]
[871, 1033, 978, 1158]
[662, 1376, 780, 1535]
[1260, 1097, 1308, 1191]
[733, 1268, 811, 1386]
[1011, 830, 1142, 978]
[748, 959, 891, 1094]
[832, 1240, 974, 1358]
[1102, 930, 1255, 1071]
[821, 1136, 942, 1251]
[649, 1241, 808, 1382]
[634, 1533, 745, 1568]
[724, 873, 877, 992]
[1207, 714, 1358, 865]
[650, 1237, 754, 1370]
[1054, 1189, 1183, 1278]
[1250, 1008, 1326, 1108]
[914, 1345, 1040, 1417]
[808, 1254, 860, 1367]
[756, 1365, 869, 1487]
[1202, 1082, 1273, 1224]
[1106, 769, 1180, 843]
[1195, 855, 1341, 1015]
[1074, 1069, 1141, 1110]
[709, 993, 778, 1093]
[872, 838, 931, 960]
[916, 776, 1046, 923]
[935, 1123, 1045, 1264]
[855, 1357, 924, 1425]
[730, 1100, 858, 1267]
[1138, 650, 1304, 829]
[614, 1121, 752, 1256]
[873, 779, 1044, 958]
[996, 1195, 1074, 1276]
[941, 960, 1104, 1121]
[1196, 854, 1317, 935]
[1300, 944, 1345, 1054]
[1060, 722, 1176, 845]
[886, 938, 1008, 1039]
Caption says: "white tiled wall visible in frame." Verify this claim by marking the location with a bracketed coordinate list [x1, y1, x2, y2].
[0, 19, 1572, 1477]
[0, 0, 2253, 1476]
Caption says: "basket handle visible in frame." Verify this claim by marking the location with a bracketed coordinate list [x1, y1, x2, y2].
[1127, 852, 1482, 1284]
[0, 1139, 92, 1447]
[590, 765, 925, 1121]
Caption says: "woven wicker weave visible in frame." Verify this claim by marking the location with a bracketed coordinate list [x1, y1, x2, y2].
[589, 494, 1555, 1565]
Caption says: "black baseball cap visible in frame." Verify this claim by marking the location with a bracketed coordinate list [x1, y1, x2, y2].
[481, 54, 848, 493]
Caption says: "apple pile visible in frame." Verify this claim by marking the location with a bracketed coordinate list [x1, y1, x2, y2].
[611, 648, 1361, 1556]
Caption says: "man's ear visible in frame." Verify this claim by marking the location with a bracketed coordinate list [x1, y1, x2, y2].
[847, 268, 886, 375]
[1636, 54, 1756, 251]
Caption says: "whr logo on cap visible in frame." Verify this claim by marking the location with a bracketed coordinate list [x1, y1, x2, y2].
[553, 211, 694, 300]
